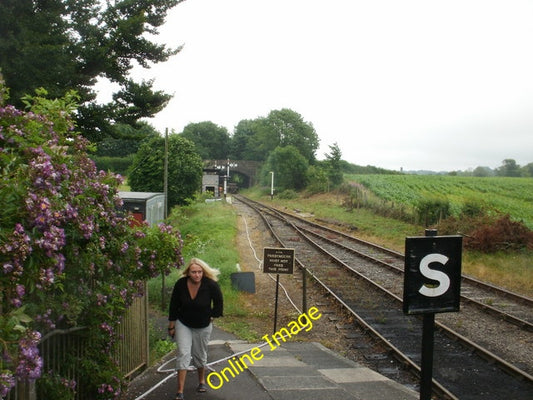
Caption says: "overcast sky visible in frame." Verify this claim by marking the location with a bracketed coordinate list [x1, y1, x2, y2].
[123, 0, 533, 172]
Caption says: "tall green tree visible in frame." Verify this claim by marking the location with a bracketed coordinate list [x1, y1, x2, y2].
[129, 134, 203, 209]
[522, 162, 533, 177]
[245, 117, 281, 161]
[181, 121, 230, 160]
[472, 166, 493, 177]
[231, 108, 320, 163]
[0, 0, 183, 143]
[266, 109, 320, 163]
[324, 142, 344, 187]
[230, 119, 257, 160]
[95, 122, 160, 157]
[496, 159, 521, 177]
[262, 146, 309, 191]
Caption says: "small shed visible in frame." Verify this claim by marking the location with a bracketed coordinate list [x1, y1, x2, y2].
[202, 168, 221, 197]
[118, 191, 165, 226]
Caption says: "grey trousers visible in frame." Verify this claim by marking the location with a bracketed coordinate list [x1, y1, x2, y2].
[175, 319, 213, 370]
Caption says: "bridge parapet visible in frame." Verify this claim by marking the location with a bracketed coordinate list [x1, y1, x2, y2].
[204, 160, 261, 188]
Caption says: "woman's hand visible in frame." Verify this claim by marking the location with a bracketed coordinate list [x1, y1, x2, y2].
[168, 325, 175, 338]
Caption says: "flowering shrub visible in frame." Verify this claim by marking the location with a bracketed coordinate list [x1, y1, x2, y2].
[36, 371, 76, 400]
[0, 84, 184, 399]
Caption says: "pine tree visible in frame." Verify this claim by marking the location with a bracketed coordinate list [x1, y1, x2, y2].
[0, 0, 183, 142]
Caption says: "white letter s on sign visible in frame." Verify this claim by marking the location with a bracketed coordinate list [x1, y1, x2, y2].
[418, 253, 450, 297]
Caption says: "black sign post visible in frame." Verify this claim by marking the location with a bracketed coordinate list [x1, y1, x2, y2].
[403, 230, 462, 400]
[263, 247, 295, 333]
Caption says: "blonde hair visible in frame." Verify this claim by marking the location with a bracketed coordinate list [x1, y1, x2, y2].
[182, 258, 220, 282]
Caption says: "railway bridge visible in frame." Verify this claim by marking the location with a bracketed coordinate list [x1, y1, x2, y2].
[202, 159, 261, 196]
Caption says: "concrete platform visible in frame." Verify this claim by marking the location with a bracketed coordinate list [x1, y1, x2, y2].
[123, 327, 418, 400]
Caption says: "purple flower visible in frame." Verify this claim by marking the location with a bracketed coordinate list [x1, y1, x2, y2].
[60, 377, 76, 390]
[15, 284, 25, 297]
[0, 372, 16, 398]
[39, 268, 55, 286]
[14, 224, 25, 235]
[64, 204, 78, 220]
[157, 223, 174, 234]
[10, 298, 22, 308]
[3, 263, 14, 273]
[35, 225, 66, 256]
[134, 230, 146, 239]
[15, 331, 43, 381]
[96, 293, 108, 306]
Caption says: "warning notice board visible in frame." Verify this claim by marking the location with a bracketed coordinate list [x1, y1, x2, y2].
[263, 247, 294, 274]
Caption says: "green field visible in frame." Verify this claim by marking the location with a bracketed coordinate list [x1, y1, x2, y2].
[345, 175, 533, 228]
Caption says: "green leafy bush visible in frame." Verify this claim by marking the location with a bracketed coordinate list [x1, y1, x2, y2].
[415, 195, 450, 226]
[92, 155, 134, 175]
[128, 135, 203, 210]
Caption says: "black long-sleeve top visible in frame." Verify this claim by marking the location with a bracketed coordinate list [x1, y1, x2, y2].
[168, 277, 223, 328]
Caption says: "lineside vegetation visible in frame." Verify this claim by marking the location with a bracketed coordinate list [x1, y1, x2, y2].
[243, 181, 533, 297]
[344, 174, 533, 229]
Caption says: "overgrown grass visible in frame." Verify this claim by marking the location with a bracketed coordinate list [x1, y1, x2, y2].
[463, 251, 533, 294]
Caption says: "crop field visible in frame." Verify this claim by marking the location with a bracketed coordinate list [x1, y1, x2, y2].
[345, 174, 533, 229]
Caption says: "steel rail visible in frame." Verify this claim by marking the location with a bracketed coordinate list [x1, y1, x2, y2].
[242, 196, 533, 329]
[235, 195, 533, 396]
[287, 214, 533, 384]
[237, 196, 459, 399]
[299, 225, 533, 332]
[271, 200, 533, 306]
[237, 196, 458, 399]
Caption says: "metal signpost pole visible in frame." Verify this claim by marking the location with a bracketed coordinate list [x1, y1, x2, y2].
[274, 274, 280, 334]
[420, 314, 435, 400]
[302, 268, 307, 314]
[270, 171, 274, 200]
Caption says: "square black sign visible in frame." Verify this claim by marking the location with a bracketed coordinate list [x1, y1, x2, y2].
[403, 236, 462, 315]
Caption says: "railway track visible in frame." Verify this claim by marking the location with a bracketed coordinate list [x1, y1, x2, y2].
[235, 195, 533, 400]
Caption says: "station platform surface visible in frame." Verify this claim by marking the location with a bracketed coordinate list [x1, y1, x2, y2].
[124, 326, 418, 400]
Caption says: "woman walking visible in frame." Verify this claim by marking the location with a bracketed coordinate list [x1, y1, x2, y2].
[168, 258, 224, 400]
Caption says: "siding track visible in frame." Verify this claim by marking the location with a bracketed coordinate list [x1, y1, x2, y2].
[235, 195, 533, 400]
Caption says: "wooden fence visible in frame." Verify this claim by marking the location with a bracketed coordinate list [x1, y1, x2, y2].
[116, 292, 150, 379]
[8, 291, 149, 400]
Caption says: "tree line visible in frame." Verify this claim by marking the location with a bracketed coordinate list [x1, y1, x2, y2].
[470, 159, 533, 177]
[122, 108, 348, 209]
